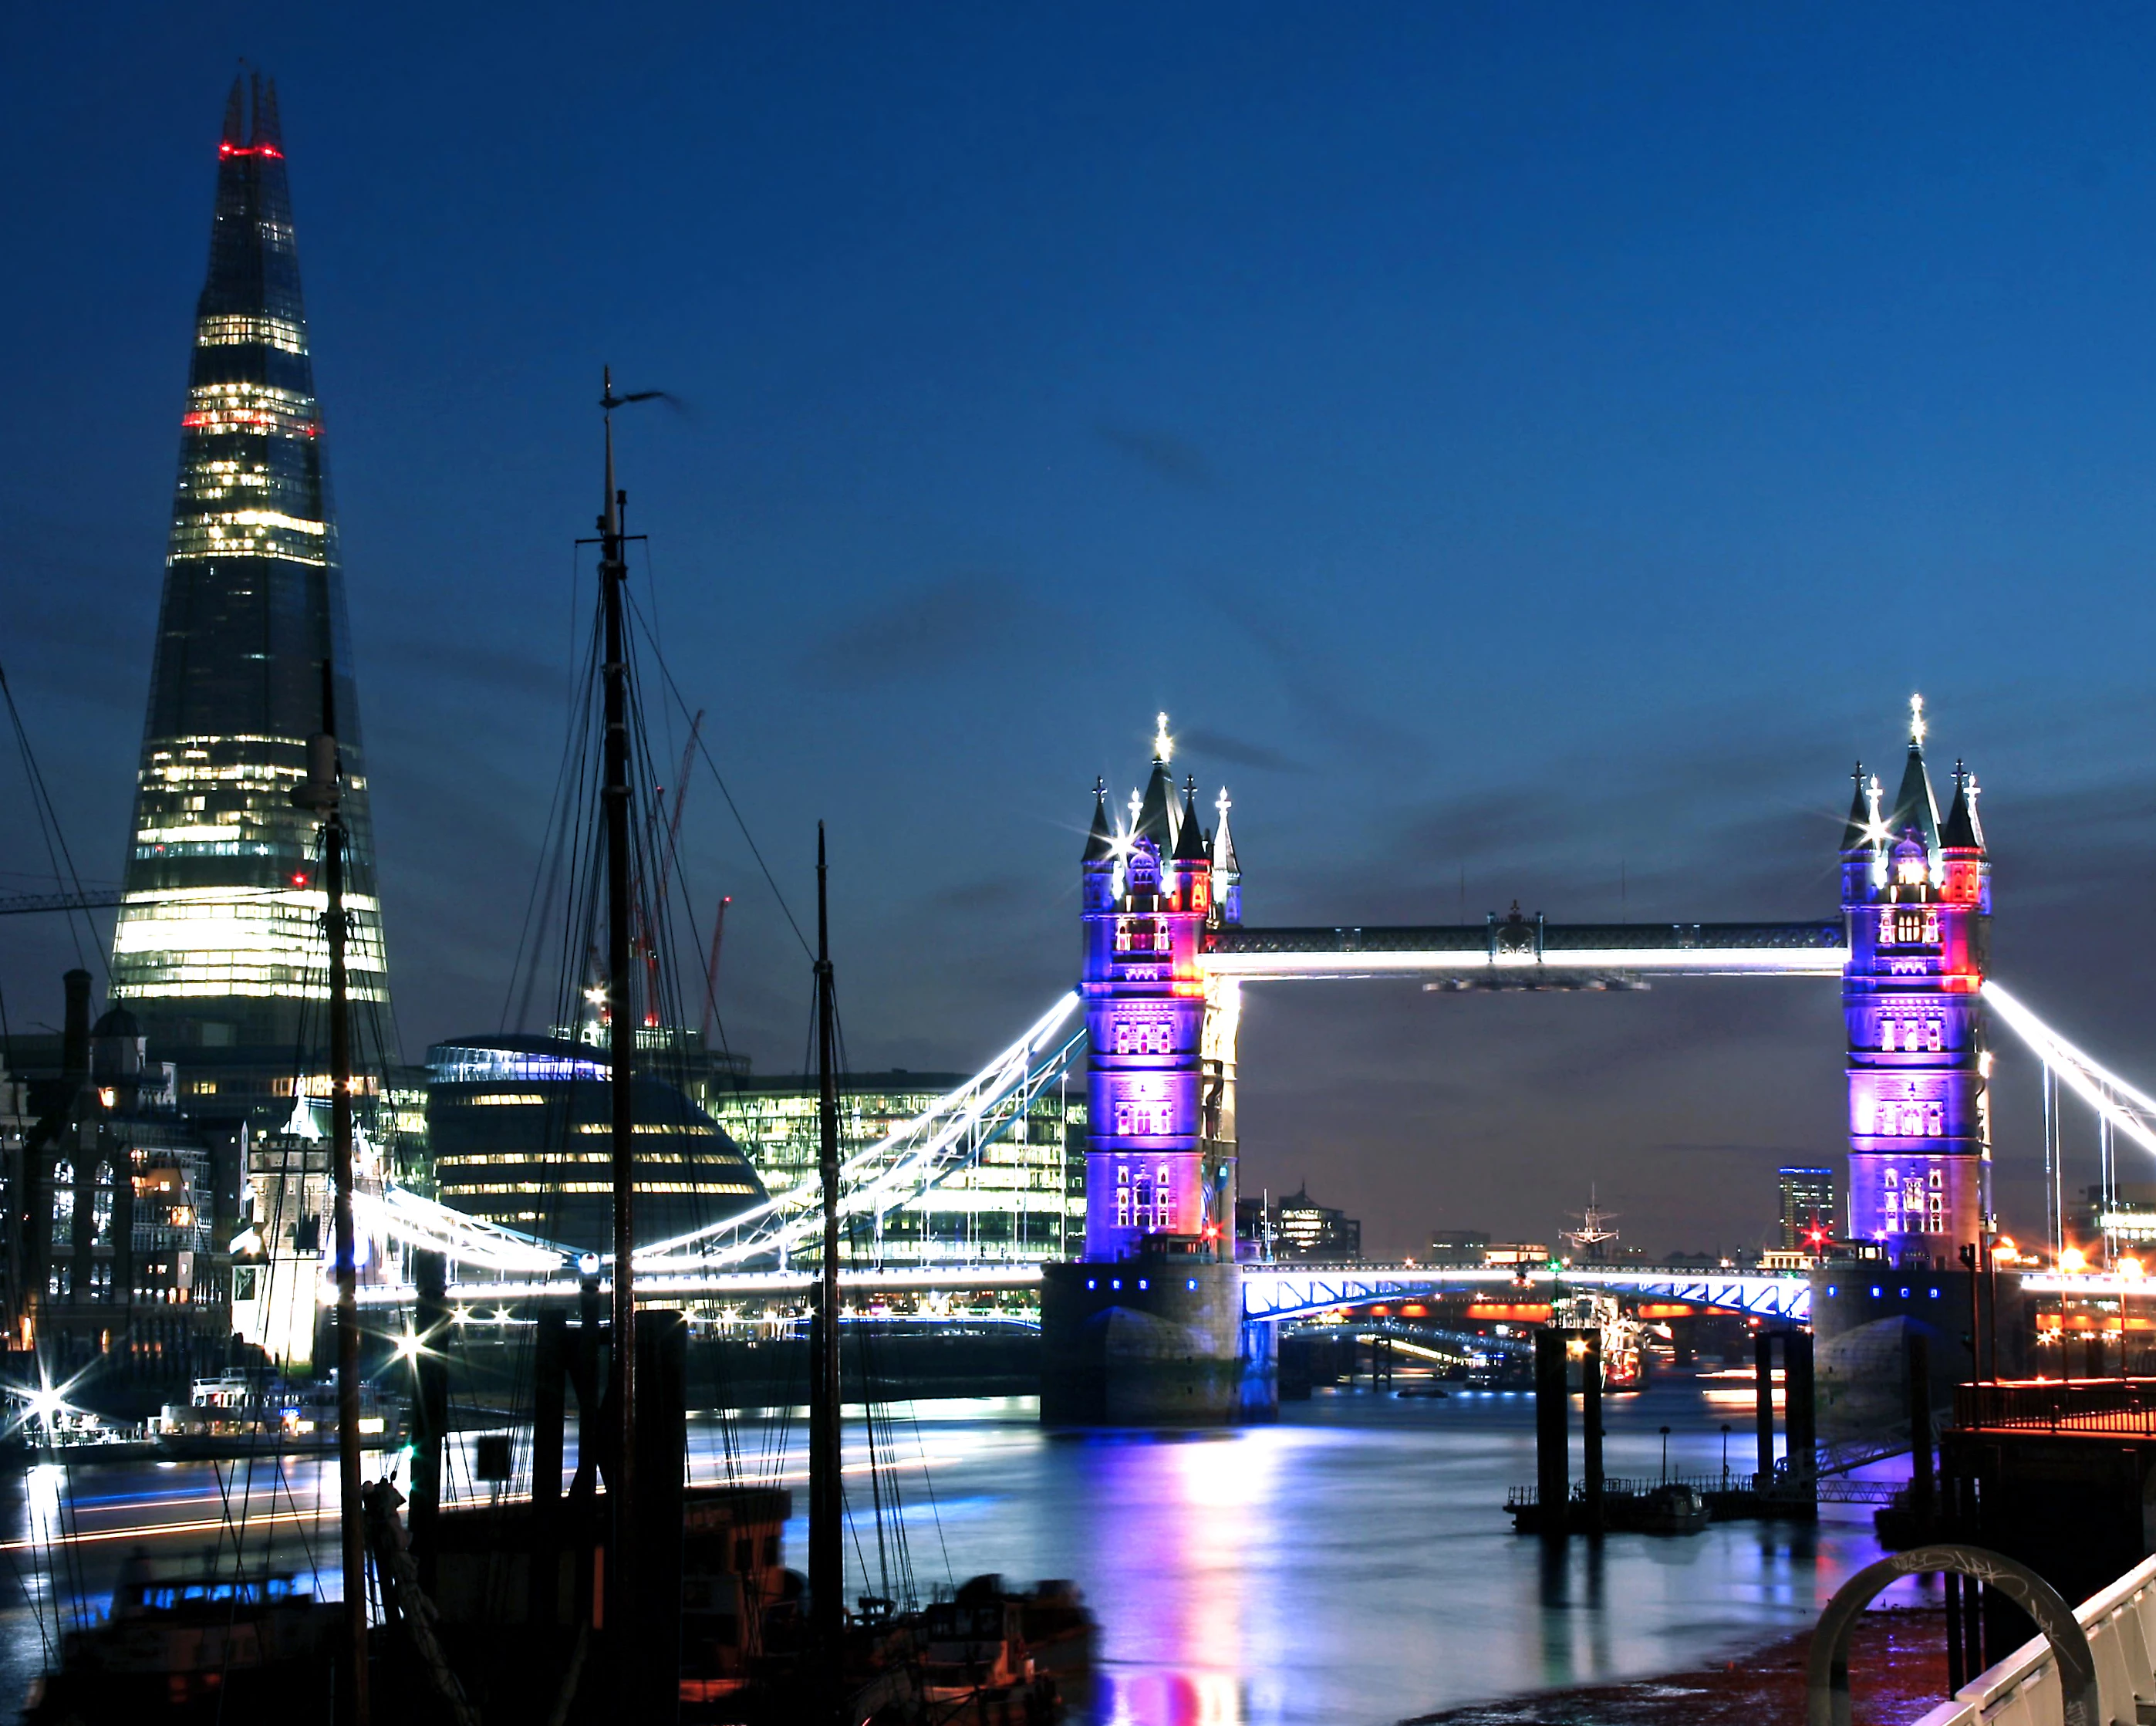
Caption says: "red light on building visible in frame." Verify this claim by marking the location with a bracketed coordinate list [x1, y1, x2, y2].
[290, 872, 309, 887]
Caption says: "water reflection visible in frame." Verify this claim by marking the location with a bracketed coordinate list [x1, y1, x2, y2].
[0, 1382, 1905, 1726]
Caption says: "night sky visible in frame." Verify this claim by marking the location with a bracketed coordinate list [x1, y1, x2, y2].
[5, 6, 2155, 1259]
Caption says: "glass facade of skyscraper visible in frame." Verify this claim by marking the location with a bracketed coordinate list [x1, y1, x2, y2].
[110, 75, 390, 1056]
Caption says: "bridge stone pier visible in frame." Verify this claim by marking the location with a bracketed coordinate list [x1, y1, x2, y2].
[1040, 702, 1996, 1427]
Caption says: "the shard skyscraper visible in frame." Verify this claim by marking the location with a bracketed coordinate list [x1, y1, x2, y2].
[110, 76, 391, 1070]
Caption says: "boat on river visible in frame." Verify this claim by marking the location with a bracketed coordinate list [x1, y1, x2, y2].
[154, 1370, 400, 1458]
[22, 1559, 338, 1724]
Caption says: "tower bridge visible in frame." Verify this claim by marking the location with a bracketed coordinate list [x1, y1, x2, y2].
[331, 697, 2156, 1424]
[1068, 698, 1992, 1285]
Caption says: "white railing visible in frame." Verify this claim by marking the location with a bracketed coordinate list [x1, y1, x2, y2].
[1911, 1554, 2156, 1726]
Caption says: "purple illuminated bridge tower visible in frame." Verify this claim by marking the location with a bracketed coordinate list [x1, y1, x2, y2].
[1044, 716, 1263, 1424]
[1841, 697, 1992, 1260]
[1078, 714, 1243, 1261]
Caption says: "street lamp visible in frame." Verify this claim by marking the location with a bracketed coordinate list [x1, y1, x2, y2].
[1721, 1422, 1732, 1486]
[1660, 1424, 1672, 1484]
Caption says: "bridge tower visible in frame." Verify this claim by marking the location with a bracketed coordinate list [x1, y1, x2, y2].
[1044, 715, 1266, 1425]
[1078, 714, 1239, 1259]
[1841, 697, 1991, 1265]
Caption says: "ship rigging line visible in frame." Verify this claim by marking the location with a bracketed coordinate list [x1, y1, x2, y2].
[627, 577, 812, 959]
[501, 578, 603, 1035]
[0, 660, 103, 975]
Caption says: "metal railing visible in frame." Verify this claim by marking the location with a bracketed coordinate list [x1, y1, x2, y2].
[1954, 1377, 2156, 1437]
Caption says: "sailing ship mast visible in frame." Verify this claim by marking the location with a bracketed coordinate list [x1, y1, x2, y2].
[597, 371, 639, 1639]
[810, 826, 843, 1655]
[294, 657, 368, 1726]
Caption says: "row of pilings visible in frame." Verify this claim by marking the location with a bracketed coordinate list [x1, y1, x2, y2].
[1526, 1325, 1817, 1535]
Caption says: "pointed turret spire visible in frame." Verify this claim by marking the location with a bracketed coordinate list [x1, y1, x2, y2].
[1839, 762, 1871, 853]
[1942, 760, 1986, 853]
[1083, 777, 1115, 862]
[1173, 775, 1210, 863]
[1213, 787, 1240, 876]
[1134, 711, 1179, 851]
[1884, 694, 1941, 856]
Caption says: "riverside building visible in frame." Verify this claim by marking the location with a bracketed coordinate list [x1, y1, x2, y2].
[425, 1038, 767, 1255]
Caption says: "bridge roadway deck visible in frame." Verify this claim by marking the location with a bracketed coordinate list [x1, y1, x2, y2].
[1204, 920, 1847, 980]
[1239, 1262, 1813, 1321]
[356, 1261, 1813, 1320]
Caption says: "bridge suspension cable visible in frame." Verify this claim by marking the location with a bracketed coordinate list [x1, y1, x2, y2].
[357, 990, 1088, 1282]
[636, 989, 1086, 1269]
[1982, 981, 2156, 1160]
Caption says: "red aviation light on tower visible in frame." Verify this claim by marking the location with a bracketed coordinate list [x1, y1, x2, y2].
[218, 142, 284, 160]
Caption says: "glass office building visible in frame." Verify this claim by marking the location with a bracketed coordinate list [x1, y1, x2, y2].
[110, 74, 391, 1056]
[704, 1073, 1086, 1264]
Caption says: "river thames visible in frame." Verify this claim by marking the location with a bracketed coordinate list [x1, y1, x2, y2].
[0, 1373, 1912, 1724]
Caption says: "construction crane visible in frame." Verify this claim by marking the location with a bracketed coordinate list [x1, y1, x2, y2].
[0, 890, 123, 917]
[630, 711, 703, 1029]
[653, 712, 703, 913]
[700, 895, 730, 1048]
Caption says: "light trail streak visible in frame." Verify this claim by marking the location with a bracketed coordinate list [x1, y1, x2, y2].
[0, 1504, 330, 1552]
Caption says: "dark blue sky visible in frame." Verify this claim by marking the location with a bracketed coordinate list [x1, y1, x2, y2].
[5, 5, 2154, 1257]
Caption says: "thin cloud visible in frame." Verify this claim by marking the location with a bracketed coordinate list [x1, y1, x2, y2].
[1177, 726, 1307, 775]
[805, 573, 1057, 687]
[1095, 421, 1216, 492]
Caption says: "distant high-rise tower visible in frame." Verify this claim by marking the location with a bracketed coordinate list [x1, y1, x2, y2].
[1776, 1165, 1836, 1249]
[110, 76, 391, 1057]
[1840, 697, 1989, 1263]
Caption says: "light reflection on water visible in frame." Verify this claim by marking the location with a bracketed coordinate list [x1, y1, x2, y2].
[771, 1382, 1914, 1726]
[0, 1380, 1915, 1726]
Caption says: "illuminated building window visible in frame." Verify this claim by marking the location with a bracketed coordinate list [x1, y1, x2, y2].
[1926, 1018, 1943, 1052]
[1928, 1167, 1944, 1190]
[1926, 1103, 1943, 1135]
[1882, 1019, 1897, 1052]
[1893, 909, 1926, 944]
[1114, 1103, 1132, 1136]
[1156, 1165, 1177, 1231]
[1114, 1022, 1132, 1055]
